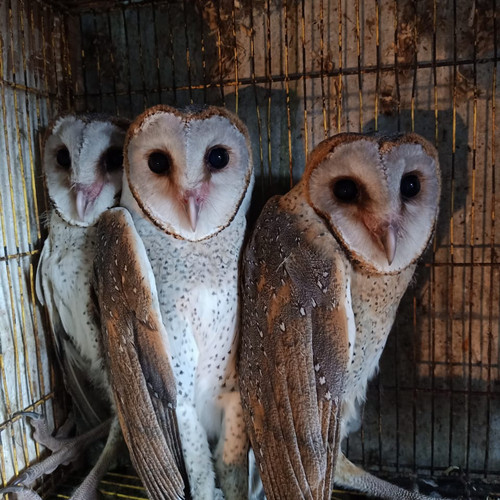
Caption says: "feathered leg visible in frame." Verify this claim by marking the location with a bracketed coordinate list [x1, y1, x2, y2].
[177, 401, 219, 499]
[213, 391, 248, 500]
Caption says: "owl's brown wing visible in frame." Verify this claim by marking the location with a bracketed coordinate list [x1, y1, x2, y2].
[93, 207, 188, 500]
[240, 199, 350, 500]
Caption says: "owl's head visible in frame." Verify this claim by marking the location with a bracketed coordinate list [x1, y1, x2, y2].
[305, 133, 441, 273]
[43, 114, 130, 226]
[124, 104, 254, 241]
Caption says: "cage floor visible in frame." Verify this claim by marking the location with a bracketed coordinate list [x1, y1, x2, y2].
[38, 467, 500, 500]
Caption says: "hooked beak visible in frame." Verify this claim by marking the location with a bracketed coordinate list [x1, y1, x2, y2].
[75, 183, 103, 221]
[379, 224, 398, 265]
[183, 194, 201, 231]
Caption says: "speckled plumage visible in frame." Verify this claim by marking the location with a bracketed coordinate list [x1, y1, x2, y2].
[239, 132, 441, 500]
[37, 114, 129, 416]
[99, 104, 254, 500]
[37, 215, 109, 424]
[28, 114, 129, 499]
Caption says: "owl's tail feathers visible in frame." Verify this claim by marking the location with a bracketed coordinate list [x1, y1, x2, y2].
[334, 453, 444, 500]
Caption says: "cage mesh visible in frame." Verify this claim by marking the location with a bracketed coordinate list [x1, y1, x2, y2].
[0, 0, 498, 497]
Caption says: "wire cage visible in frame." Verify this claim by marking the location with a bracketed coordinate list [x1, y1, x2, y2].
[0, 0, 498, 497]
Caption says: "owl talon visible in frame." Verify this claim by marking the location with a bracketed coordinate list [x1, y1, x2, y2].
[11, 475, 27, 486]
[13, 411, 42, 420]
[0, 485, 43, 499]
[24, 413, 65, 452]
[10, 419, 112, 487]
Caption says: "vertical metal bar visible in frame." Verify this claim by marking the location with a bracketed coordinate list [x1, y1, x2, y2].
[283, 0, 293, 187]
[465, 0, 479, 475]
[79, 13, 89, 111]
[0, 352, 17, 481]
[20, 0, 41, 240]
[410, 0, 418, 133]
[60, 4, 72, 111]
[215, 0, 225, 105]
[48, 5, 62, 115]
[301, 0, 308, 159]
[265, 0, 272, 184]
[393, 0, 401, 472]
[484, 0, 497, 478]
[374, 0, 385, 470]
[120, 6, 133, 112]
[231, 0, 239, 113]
[360, 404, 366, 470]
[355, 0, 362, 131]
[430, 0, 439, 476]
[198, 1, 208, 103]
[0, 433, 6, 487]
[393, 0, 401, 131]
[336, 0, 342, 131]
[447, 0, 458, 471]
[411, 293, 418, 472]
[410, 0, 418, 472]
[166, 1, 177, 105]
[151, 0, 162, 105]
[40, 2, 50, 102]
[8, 1, 32, 251]
[105, 10, 119, 114]
[92, 9, 104, 111]
[248, 0, 265, 196]
[182, 0, 192, 104]
[374, 0, 380, 132]
[319, 0, 327, 138]
[136, 6, 148, 110]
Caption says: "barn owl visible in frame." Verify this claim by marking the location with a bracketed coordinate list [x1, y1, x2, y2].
[2, 114, 129, 499]
[239, 132, 441, 499]
[93, 104, 254, 499]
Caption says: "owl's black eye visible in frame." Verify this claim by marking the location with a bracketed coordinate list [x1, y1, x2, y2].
[207, 147, 230, 170]
[400, 174, 420, 199]
[148, 151, 171, 174]
[56, 147, 71, 169]
[333, 178, 359, 203]
[104, 147, 124, 172]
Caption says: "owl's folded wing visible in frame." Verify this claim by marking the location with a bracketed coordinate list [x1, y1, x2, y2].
[36, 235, 110, 429]
[240, 236, 350, 500]
[93, 207, 188, 500]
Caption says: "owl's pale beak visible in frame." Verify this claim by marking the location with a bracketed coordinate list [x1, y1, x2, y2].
[380, 224, 397, 265]
[184, 194, 200, 231]
[75, 183, 103, 221]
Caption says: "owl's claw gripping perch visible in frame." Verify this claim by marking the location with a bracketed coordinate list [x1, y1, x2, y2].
[17, 412, 74, 452]
[11, 418, 111, 487]
[0, 485, 43, 500]
[13, 411, 42, 421]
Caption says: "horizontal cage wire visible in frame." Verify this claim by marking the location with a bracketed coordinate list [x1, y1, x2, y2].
[0, 0, 498, 497]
